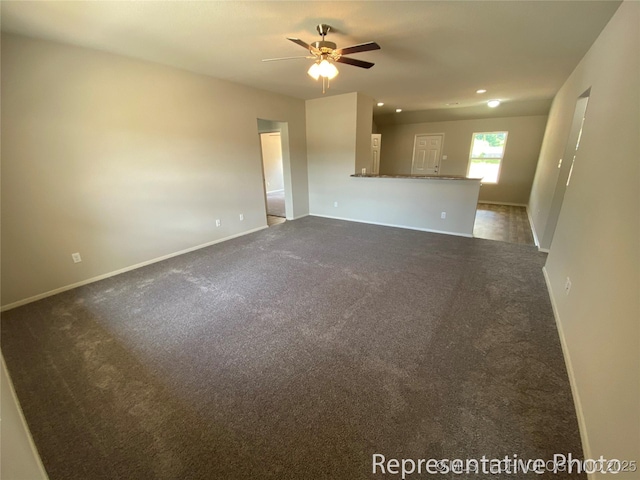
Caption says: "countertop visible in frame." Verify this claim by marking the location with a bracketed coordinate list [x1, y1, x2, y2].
[350, 173, 482, 181]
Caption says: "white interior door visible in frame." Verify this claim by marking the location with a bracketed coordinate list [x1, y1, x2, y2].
[411, 134, 443, 175]
[371, 134, 381, 174]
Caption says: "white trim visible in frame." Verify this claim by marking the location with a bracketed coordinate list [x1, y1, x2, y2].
[256, 128, 282, 134]
[527, 207, 550, 253]
[1, 355, 50, 479]
[542, 267, 592, 471]
[309, 214, 474, 238]
[287, 213, 308, 221]
[526, 206, 541, 248]
[477, 200, 527, 207]
[1, 226, 268, 312]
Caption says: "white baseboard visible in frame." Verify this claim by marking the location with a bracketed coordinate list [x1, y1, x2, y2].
[542, 267, 592, 472]
[525, 207, 550, 253]
[477, 200, 527, 207]
[1, 225, 269, 312]
[526, 206, 541, 248]
[309, 214, 474, 238]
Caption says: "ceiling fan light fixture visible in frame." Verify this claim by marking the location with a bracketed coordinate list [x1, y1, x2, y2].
[274, 24, 379, 93]
[318, 59, 338, 79]
[307, 63, 321, 80]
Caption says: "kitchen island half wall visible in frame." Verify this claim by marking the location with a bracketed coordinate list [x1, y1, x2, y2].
[306, 93, 480, 237]
[311, 174, 481, 237]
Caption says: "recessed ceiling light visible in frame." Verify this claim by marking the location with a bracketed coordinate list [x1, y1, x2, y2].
[396, 108, 402, 113]
[487, 99, 501, 108]
[476, 89, 487, 94]
[377, 102, 384, 107]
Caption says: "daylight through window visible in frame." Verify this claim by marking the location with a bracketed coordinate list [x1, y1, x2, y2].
[467, 132, 508, 183]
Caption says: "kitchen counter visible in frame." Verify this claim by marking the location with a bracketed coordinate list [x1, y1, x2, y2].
[350, 173, 481, 181]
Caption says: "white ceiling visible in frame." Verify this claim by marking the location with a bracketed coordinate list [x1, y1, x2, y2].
[1, 1, 621, 122]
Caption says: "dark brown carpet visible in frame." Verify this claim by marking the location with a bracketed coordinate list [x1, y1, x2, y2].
[1, 217, 584, 479]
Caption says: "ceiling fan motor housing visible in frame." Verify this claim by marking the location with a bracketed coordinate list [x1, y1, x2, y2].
[311, 41, 337, 55]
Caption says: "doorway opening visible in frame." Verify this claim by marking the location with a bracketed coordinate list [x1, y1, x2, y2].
[260, 132, 286, 225]
[257, 119, 292, 227]
[540, 89, 590, 249]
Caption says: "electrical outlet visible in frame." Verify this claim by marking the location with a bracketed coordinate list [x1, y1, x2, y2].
[441, 212, 446, 219]
[215, 219, 221, 227]
[334, 201, 338, 207]
[565, 277, 572, 295]
[239, 214, 244, 221]
[71, 252, 82, 263]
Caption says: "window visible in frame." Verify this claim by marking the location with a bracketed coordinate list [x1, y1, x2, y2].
[467, 132, 508, 183]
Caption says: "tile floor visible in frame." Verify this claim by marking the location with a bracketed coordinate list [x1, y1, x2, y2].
[473, 203, 535, 246]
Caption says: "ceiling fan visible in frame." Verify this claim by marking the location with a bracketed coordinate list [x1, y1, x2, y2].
[262, 24, 381, 93]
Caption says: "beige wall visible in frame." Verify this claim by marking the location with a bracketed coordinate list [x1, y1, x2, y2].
[378, 116, 548, 205]
[355, 93, 374, 174]
[307, 92, 359, 213]
[529, 2, 639, 475]
[1, 33, 309, 307]
[306, 93, 480, 236]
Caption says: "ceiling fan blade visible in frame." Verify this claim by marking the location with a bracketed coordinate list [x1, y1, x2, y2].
[262, 56, 315, 62]
[334, 41, 381, 56]
[287, 37, 312, 50]
[335, 56, 375, 69]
